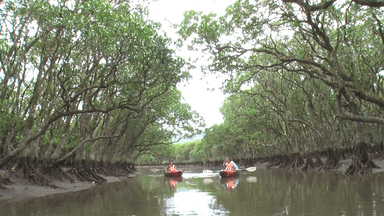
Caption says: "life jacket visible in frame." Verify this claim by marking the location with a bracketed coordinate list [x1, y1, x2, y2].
[168, 165, 176, 172]
[225, 161, 235, 171]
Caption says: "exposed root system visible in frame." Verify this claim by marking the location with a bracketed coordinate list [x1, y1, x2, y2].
[0, 175, 13, 189]
[285, 153, 304, 170]
[13, 157, 59, 188]
[319, 148, 340, 171]
[313, 153, 324, 168]
[266, 155, 282, 168]
[345, 143, 380, 175]
[42, 160, 76, 183]
[299, 154, 316, 172]
[68, 160, 107, 184]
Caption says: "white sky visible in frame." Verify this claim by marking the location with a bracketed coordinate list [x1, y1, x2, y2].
[148, 0, 237, 128]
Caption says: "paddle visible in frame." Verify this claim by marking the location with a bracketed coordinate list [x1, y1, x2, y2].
[151, 168, 160, 172]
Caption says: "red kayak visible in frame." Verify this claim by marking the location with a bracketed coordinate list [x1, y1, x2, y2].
[164, 170, 183, 177]
[219, 170, 240, 178]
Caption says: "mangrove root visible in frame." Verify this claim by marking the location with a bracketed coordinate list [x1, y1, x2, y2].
[319, 148, 339, 171]
[14, 157, 59, 188]
[345, 143, 380, 175]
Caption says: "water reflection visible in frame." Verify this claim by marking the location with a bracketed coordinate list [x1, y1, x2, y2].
[203, 178, 214, 184]
[1, 168, 384, 216]
[166, 189, 229, 215]
[165, 177, 182, 189]
[220, 177, 240, 193]
[246, 176, 257, 183]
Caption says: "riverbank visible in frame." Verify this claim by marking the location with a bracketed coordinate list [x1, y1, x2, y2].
[140, 157, 384, 177]
[0, 169, 136, 201]
[2, 157, 384, 202]
[253, 157, 384, 174]
[138, 157, 384, 174]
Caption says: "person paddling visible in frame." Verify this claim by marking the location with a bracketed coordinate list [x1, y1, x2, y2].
[165, 160, 178, 172]
[223, 157, 239, 171]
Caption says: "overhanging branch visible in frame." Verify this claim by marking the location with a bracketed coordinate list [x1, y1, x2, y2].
[352, 0, 384, 7]
[282, 0, 336, 11]
[337, 113, 384, 125]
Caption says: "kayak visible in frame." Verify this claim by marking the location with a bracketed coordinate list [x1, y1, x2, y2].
[164, 170, 183, 177]
[219, 170, 240, 178]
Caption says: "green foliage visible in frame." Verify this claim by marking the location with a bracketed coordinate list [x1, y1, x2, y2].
[135, 139, 210, 164]
[189, 140, 206, 162]
[0, 100, 15, 140]
[0, 0, 205, 167]
[176, 0, 384, 159]
[137, 154, 155, 164]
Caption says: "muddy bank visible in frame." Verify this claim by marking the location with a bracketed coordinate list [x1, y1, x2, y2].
[253, 157, 384, 174]
[0, 169, 136, 201]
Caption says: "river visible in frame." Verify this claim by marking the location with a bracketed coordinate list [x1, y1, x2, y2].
[1, 167, 383, 215]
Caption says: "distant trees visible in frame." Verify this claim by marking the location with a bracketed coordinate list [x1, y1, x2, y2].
[137, 139, 205, 164]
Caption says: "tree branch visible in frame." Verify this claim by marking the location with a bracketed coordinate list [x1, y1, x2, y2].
[282, 0, 336, 11]
[337, 113, 384, 124]
[54, 135, 121, 165]
[352, 0, 384, 7]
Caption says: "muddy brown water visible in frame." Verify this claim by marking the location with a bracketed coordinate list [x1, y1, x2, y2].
[1, 168, 384, 216]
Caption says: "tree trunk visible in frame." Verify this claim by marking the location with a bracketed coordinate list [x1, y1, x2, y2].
[50, 116, 73, 161]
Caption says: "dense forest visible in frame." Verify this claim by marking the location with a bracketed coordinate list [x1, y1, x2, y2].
[141, 0, 384, 175]
[0, 0, 204, 187]
[1, 0, 384, 188]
